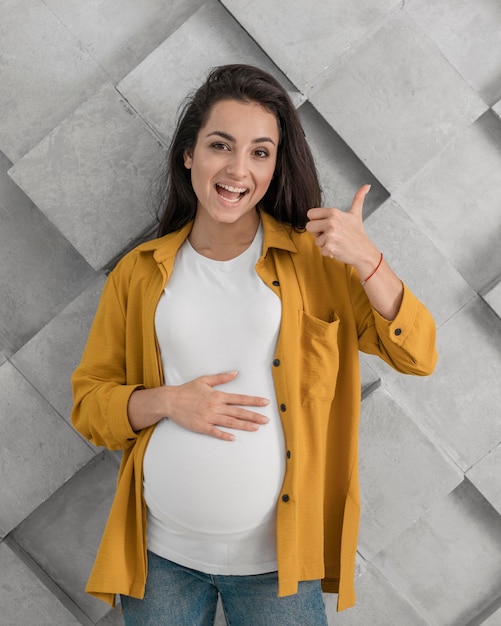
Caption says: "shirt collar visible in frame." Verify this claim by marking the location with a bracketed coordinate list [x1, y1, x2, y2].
[142, 209, 298, 264]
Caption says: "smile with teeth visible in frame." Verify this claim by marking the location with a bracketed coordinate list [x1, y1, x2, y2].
[216, 183, 248, 203]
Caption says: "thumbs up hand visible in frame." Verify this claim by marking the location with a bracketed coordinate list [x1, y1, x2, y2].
[305, 184, 380, 278]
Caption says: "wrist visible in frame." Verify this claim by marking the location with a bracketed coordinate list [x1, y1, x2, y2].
[353, 246, 381, 282]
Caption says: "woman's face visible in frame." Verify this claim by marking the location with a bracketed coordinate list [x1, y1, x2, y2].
[184, 99, 279, 228]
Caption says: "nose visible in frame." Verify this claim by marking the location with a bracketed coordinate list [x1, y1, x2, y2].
[225, 150, 248, 179]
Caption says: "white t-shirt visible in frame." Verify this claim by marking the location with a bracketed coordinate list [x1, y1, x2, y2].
[143, 224, 286, 574]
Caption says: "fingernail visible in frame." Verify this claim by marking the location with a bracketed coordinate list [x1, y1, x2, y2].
[366, 184, 371, 193]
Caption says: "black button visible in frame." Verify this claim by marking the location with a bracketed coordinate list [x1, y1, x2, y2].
[282, 494, 290, 503]
[286, 450, 291, 459]
[272, 280, 280, 286]
[394, 328, 402, 336]
[273, 359, 281, 367]
[280, 404, 287, 412]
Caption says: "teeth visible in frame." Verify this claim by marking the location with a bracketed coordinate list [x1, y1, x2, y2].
[217, 183, 247, 194]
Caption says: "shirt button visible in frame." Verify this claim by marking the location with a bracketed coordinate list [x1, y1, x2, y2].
[273, 358, 281, 367]
[394, 328, 402, 336]
[287, 450, 291, 459]
[282, 494, 290, 503]
[280, 404, 287, 412]
[272, 280, 280, 287]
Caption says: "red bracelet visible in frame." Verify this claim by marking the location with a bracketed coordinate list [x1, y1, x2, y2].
[360, 252, 383, 286]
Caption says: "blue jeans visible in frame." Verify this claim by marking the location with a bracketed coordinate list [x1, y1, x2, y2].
[121, 551, 328, 626]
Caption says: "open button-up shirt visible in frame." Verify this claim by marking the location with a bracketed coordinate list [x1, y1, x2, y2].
[71, 211, 437, 612]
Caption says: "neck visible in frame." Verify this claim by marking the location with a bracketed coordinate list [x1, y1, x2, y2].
[188, 210, 260, 261]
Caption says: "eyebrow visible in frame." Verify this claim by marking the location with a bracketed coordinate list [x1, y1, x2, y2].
[206, 130, 276, 146]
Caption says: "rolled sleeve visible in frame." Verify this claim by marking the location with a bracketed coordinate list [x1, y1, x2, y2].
[359, 284, 438, 376]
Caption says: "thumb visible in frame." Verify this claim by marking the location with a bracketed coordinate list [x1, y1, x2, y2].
[349, 184, 371, 218]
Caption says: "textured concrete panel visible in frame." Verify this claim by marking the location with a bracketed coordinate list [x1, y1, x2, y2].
[395, 111, 501, 293]
[0, 542, 81, 626]
[358, 388, 462, 557]
[364, 198, 475, 327]
[13, 453, 119, 624]
[43, 0, 205, 82]
[0, 363, 94, 536]
[327, 561, 428, 626]
[407, 0, 501, 105]
[360, 358, 380, 397]
[97, 605, 125, 625]
[484, 280, 501, 318]
[481, 606, 501, 626]
[467, 444, 501, 517]
[309, 11, 486, 191]
[118, 0, 302, 146]
[221, 0, 400, 92]
[298, 102, 389, 217]
[0, 152, 96, 357]
[373, 480, 501, 626]
[9, 85, 166, 270]
[0, 0, 109, 162]
[367, 297, 501, 472]
[493, 99, 501, 120]
[12, 275, 106, 422]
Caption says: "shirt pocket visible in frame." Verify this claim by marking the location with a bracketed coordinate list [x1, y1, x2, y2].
[299, 310, 340, 405]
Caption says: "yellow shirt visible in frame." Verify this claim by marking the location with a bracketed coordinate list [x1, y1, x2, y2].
[71, 211, 437, 611]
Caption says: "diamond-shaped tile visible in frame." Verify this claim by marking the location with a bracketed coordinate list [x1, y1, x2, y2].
[467, 444, 501, 516]
[363, 198, 475, 327]
[309, 11, 486, 191]
[0, 542, 81, 625]
[484, 279, 501, 318]
[328, 561, 429, 626]
[358, 387, 462, 557]
[0, 152, 96, 357]
[9, 85, 166, 270]
[11, 275, 106, 422]
[493, 99, 501, 120]
[43, 0, 205, 82]
[480, 606, 501, 626]
[221, 0, 400, 92]
[0, 0, 109, 162]
[298, 102, 389, 217]
[13, 453, 119, 623]
[395, 111, 501, 293]
[0, 362, 94, 536]
[407, 0, 501, 105]
[118, 0, 301, 145]
[367, 297, 501, 472]
[373, 480, 501, 626]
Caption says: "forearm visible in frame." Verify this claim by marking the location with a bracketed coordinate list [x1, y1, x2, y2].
[127, 386, 170, 432]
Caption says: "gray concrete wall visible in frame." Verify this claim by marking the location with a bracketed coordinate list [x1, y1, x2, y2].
[1, 1, 500, 624]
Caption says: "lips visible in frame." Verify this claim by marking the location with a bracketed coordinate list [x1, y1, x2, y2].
[216, 183, 248, 203]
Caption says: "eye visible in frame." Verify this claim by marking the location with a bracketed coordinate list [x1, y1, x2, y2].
[210, 142, 229, 151]
[254, 148, 270, 158]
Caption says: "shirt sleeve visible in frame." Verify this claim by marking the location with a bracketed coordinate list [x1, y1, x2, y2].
[71, 270, 141, 450]
[348, 266, 438, 376]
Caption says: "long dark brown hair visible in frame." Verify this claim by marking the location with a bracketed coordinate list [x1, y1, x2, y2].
[157, 64, 322, 236]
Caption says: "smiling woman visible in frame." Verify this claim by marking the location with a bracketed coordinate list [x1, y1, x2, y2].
[71, 64, 437, 626]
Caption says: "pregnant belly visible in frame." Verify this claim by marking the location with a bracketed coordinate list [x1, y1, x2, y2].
[143, 417, 286, 535]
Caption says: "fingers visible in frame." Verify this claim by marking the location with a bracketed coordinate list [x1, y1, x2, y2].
[201, 370, 239, 387]
[199, 372, 269, 407]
